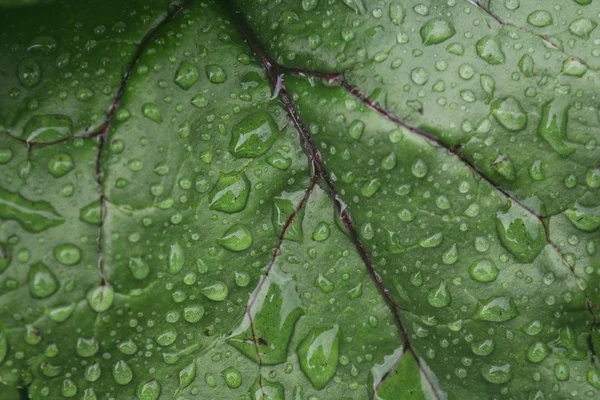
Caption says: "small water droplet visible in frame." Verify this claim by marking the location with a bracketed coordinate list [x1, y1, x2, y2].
[491, 97, 527, 131]
[475, 297, 518, 322]
[142, 103, 162, 123]
[217, 224, 253, 251]
[201, 281, 228, 301]
[174, 61, 199, 90]
[28, 262, 59, 298]
[209, 172, 250, 213]
[427, 280, 451, 308]
[112, 360, 133, 385]
[420, 18, 455, 45]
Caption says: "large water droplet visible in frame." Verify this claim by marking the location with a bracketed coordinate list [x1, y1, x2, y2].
[174, 61, 199, 90]
[312, 221, 330, 241]
[136, 379, 160, 400]
[569, 18, 597, 39]
[468, 259, 499, 282]
[17, 58, 41, 88]
[230, 112, 278, 158]
[348, 120, 365, 140]
[427, 280, 451, 308]
[205, 64, 227, 83]
[527, 10, 553, 27]
[209, 172, 250, 213]
[471, 339, 495, 356]
[112, 360, 133, 385]
[168, 243, 184, 274]
[53, 243, 81, 265]
[420, 18, 455, 45]
[86, 284, 114, 312]
[491, 97, 527, 131]
[249, 378, 284, 400]
[476, 36, 505, 65]
[297, 325, 339, 390]
[527, 341, 550, 363]
[481, 364, 512, 384]
[76, 337, 99, 358]
[565, 202, 600, 232]
[23, 114, 73, 142]
[28, 262, 59, 298]
[229, 269, 303, 364]
[128, 257, 149, 279]
[475, 297, 518, 322]
[217, 224, 253, 251]
[79, 201, 101, 225]
[554, 362, 569, 381]
[272, 191, 305, 242]
[495, 202, 545, 262]
[201, 281, 228, 301]
[221, 367, 242, 388]
[0, 187, 64, 232]
[536, 100, 575, 157]
[47, 153, 74, 177]
[491, 155, 516, 181]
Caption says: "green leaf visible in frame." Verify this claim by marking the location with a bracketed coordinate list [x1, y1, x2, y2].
[0, 0, 599, 399]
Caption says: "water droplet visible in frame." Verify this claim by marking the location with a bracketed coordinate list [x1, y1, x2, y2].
[554, 362, 570, 381]
[84, 363, 101, 382]
[272, 192, 305, 242]
[201, 281, 228, 301]
[174, 61, 199, 90]
[0, 187, 64, 232]
[191, 94, 208, 108]
[420, 18, 455, 45]
[536, 100, 575, 157]
[267, 152, 292, 170]
[480, 74, 496, 103]
[562, 58, 587, 77]
[389, 3, 405, 25]
[86, 284, 114, 312]
[481, 364, 512, 384]
[315, 273, 334, 293]
[471, 339, 495, 356]
[491, 155, 516, 181]
[17, 58, 41, 88]
[205, 64, 227, 83]
[312, 221, 330, 241]
[142, 103, 162, 123]
[47, 153, 74, 177]
[229, 270, 303, 364]
[419, 232, 442, 248]
[410, 67, 429, 85]
[569, 18, 597, 39]
[168, 243, 184, 274]
[112, 360, 133, 385]
[61, 379, 77, 398]
[441, 244, 458, 264]
[136, 380, 160, 400]
[381, 152, 397, 170]
[475, 297, 518, 322]
[565, 202, 600, 232]
[518, 55, 535, 77]
[495, 202, 545, 262]
[221, 367, 242, 388]
[491, 97, 527, 131]
[76, 337, 99, 358]
[23, 114, 73, 142]
[586, 167, 600, 188]
[348, 120, 365, 140]
[28, 36, 58, 54]
[128, 257, 149, 279]
[302, 0, 319, 12]
[468, 259, 499, 282]
[53, 243, 81, 265]
[476, 36, 505, 65]
[527, 341, 549, 363]
[118, 339, 137, 355]
[28, 262, 59, 298]
[46, 303, 76, 322]
[183, 305, 205, 323]
[177, 363, 196, 391]
[411, 159, 428, 177]
[217, 224, 253, 251]
[209, 172, 250, 213]
[249, 378, 284, 400]
[527, 10, 553, 27]
[427, 281, 451, 308]
[80, 201, 101, 225]
[361, 179, 381, 198]
[297, 326, 339, 390]
[230, 112, 278, 158]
